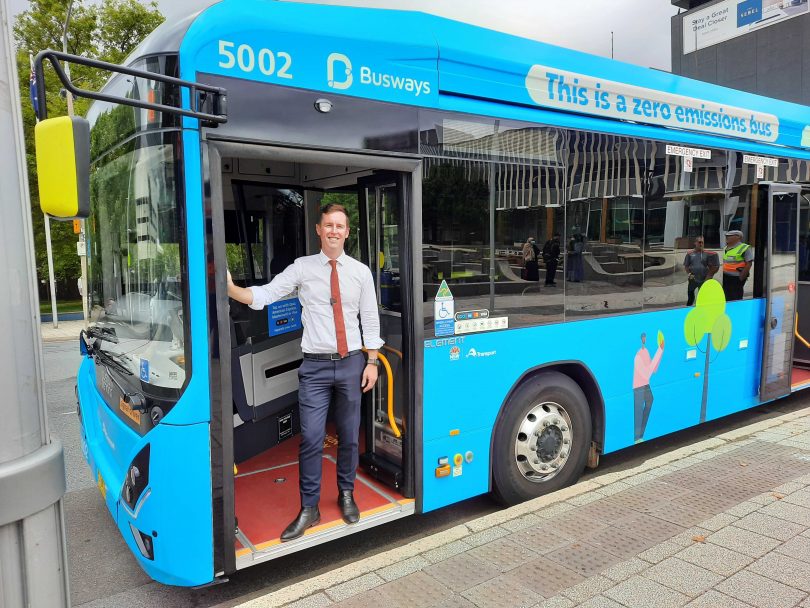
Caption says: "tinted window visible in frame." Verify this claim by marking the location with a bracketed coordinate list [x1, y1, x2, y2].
[564, 133, 644, 318]
[642, 143, 728, 309]
[422, 159, 490, 336]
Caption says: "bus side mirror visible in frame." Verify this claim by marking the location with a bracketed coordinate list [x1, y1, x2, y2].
[35, 116, 90, 219]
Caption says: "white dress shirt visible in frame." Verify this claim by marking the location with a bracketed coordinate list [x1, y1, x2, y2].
[248, 251, 384, 354]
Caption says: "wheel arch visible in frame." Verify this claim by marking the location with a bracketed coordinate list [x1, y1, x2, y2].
[488, 361, 605, 490]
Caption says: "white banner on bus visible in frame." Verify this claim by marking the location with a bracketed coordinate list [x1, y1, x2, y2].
[525, 65, 779, 144]
[743, 153, 779, 178]
[666, 145, 712, 159]
[683, 0, 809, 54]
[742, 154, 779, 167]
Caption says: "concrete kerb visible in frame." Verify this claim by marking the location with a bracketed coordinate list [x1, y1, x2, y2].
[236, 404, 810, 608]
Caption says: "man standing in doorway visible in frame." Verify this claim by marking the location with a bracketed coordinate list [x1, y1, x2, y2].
[722, 230, 753, 302]
[632, 332, 664, 443]
[683, 236, 719, 306]
[227, 203, 383, 541]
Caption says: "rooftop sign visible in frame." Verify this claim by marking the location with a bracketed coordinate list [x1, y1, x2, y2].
[683, 0, 809, 54]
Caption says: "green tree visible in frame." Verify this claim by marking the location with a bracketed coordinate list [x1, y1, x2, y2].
[13, 0, 163, 292]
[684, 279, 732, 423]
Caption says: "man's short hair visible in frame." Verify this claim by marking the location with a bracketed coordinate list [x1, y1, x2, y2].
[320, 203, 349, 224]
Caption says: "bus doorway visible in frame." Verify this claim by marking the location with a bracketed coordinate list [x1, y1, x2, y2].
[208, 144, 419, 568]
[792, 188, 810, 386]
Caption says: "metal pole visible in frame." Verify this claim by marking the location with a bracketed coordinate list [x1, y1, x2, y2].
[0, 1, 70, 606]
[489, 121, 500, 312]
[62, 0, 74, 116]
[62, 0, 89, 328]
[44, 214, 59, 328]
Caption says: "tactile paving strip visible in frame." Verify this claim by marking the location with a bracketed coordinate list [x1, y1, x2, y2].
[545, 512, 608, 540]
[692, 480, 760, 503]
[544, 541, 620, 577]
[468, 537, 540, 573]
[645, 501, 712, 528]
[656, 470, 715, 491]
[611, 511, 684, 542]
[425, 553, 501, 592]
[586, 525, 659, 558]
[676, 490, 738, 513]
[577, 498, 635, 523]
[608, 490, 669, 513]
[462, 576, 542, 608]
[514, 525, 574, 555]
[374, 571, 452, 608]
[506, 556, 584, 597]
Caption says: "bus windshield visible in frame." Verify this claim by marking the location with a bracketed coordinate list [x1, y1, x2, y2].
[86, 131, 187, 390]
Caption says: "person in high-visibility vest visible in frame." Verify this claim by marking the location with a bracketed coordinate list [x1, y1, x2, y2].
[722, 229, 754, 302]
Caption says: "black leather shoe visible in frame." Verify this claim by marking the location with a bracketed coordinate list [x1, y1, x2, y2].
[280, 506, 320, 542]
[338, 489, 360, 524]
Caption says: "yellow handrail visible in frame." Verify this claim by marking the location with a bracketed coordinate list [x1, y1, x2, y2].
[362, 349, 401, 439]
[796, 314, 810, 350]
[376, 351, 401, 438]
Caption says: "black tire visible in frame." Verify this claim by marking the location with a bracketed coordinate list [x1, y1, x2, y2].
[492, 371, 592, 505]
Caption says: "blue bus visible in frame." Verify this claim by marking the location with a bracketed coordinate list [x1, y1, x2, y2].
[35, 0, 810, 587]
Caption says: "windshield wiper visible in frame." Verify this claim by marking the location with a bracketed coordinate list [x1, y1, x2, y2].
[94, 348, 133, 376]
[86, 325, 118, 344]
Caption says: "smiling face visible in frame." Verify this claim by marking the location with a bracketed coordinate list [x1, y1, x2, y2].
[316, 209, 350, 259]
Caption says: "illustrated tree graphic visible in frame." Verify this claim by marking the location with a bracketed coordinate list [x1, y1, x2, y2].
[683, 279, 732, 423]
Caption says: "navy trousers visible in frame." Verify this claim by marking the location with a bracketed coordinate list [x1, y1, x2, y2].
[296, 353, 365, 507]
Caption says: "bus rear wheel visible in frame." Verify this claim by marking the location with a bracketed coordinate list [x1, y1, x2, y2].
[492, 371, 591, 505]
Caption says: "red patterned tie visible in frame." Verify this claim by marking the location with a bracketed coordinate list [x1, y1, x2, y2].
[329, 260, 349, 357]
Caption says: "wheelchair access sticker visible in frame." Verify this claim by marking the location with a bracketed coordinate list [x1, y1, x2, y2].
[434, 280, 455, 337]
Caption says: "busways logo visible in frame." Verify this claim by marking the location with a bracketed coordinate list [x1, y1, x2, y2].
[327, 52, 431, 97]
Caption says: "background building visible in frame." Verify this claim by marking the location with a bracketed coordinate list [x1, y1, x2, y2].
[671, 0, 810, 105]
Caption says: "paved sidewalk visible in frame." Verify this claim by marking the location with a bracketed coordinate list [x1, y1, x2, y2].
[41, 319, 85, 342]
[239, 406, 810, 608]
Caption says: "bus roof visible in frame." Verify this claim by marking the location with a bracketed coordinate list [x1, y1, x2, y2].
[141, 0, 809, 153]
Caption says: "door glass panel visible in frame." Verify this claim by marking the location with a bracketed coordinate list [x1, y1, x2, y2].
[360, 177, 405, 468]
[761, 188, 799, 401]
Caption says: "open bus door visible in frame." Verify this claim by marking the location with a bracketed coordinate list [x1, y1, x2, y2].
[357, 173, 414, 495]
[760, 183, 801, 402]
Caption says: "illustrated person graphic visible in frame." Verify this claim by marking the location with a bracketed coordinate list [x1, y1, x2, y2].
[633, 332, 664, 443]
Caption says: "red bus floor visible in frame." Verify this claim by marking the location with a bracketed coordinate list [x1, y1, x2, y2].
[792, 366, 810, 391]
[234, 431, 407, 555]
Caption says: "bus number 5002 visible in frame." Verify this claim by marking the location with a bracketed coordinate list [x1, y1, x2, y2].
[218, 40, 293, 79]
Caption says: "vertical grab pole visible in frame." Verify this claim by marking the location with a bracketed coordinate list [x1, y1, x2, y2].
[0, 2, 70, 606]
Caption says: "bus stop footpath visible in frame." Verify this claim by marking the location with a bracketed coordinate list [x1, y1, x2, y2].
[40, 319, 85, 342]
[237, 405, 810, 608]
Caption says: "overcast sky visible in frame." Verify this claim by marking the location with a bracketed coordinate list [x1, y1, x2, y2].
[8, 0, 679, 70]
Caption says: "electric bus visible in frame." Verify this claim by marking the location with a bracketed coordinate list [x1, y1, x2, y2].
[33, 0, 810, 586]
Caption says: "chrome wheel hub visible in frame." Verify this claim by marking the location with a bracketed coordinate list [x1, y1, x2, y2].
[514, 401, 573, 482]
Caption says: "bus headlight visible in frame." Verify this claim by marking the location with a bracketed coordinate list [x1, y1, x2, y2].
[122, 444, 150, 510]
